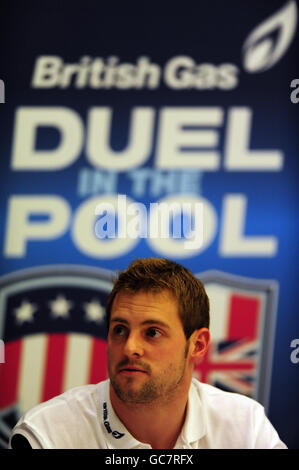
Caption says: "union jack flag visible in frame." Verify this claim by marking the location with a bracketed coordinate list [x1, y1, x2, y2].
[195, 339, 257, 396]
[194, 270, 278, 406]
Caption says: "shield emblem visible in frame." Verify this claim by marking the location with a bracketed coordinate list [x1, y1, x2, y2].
[0, 265, 114, 448]
[194, 270, 279, 412]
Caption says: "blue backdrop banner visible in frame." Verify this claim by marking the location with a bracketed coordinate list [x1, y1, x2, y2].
[0, 0, 298, 449]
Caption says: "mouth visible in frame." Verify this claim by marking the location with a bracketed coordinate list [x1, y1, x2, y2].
[118, 367, 148, 375]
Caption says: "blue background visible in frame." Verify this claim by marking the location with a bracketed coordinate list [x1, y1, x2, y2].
[0, 0, 298, 448]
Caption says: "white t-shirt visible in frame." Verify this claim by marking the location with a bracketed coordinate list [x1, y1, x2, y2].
[9, 378, 287, 449]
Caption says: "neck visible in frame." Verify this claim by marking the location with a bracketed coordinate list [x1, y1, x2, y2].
[109, 381, 190, 449]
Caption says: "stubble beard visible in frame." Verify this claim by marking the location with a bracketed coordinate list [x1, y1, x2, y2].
[108, 341, 190, 406]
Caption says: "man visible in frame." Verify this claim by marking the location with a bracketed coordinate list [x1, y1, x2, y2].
[9, 258, 286, 449]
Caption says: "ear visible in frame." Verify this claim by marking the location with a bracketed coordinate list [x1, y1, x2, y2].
[189, 328, 210, 364]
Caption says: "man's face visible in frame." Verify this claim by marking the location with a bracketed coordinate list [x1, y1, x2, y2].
[107, 289, 192, 406]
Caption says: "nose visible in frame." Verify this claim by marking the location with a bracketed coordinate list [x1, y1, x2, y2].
[123, 331, 144, 358]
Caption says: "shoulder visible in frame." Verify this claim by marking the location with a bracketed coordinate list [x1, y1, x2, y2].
[24, 382, 102, 420]
[190, 378, 287, 448]
[191, 377, 263, 411]
[10, 380, 109, 448]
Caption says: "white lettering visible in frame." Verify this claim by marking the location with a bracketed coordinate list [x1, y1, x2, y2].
[164, 56, 195, 89]
[148, 194, 216, 257]
[10, 106, 284, 172]
[4, 192, 280, 259]
[4, 196, 70, 257]
[32, 55, 161, 90]
[290, 339, 299, 364]
[156, 107, 223, 169]
[225, 108, 283, 170]
[219, 194, 277, 256]
[72, 195, 138, 258]
[0, 79, 5, 103]
[87, 107, 154, 170]
[11, 107, 83, 170]
[290, 78, 299, 104]
[31, 56, 63, 88]
[164, 57, 239, 90]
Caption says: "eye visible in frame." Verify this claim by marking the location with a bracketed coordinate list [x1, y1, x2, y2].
[146, 328, 162, 339]
[113, 324, 127, 336]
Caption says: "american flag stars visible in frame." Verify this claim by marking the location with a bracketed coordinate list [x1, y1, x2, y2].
[83, 299, 105, 323]
[49, 295, 73, 319]
[13, 295, 105, 325]
[14, 300, 37, 325]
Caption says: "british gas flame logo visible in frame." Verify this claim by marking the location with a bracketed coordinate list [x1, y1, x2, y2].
[243, 0, 297, 73]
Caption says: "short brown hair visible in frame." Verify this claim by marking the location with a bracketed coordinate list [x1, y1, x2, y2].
[105, 257, 209, 339]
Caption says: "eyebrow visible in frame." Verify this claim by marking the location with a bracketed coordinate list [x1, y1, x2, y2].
[110, 317, 170, 329]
